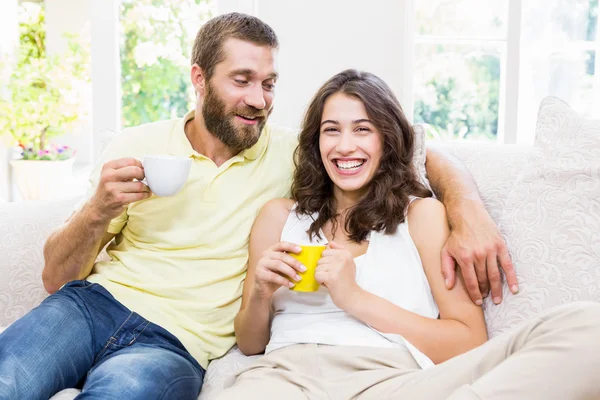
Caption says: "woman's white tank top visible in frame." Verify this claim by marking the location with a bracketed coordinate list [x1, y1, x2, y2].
[266, 203, 440, 369]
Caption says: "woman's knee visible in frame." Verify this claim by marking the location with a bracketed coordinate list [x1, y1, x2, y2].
[541, 301, 600, 341]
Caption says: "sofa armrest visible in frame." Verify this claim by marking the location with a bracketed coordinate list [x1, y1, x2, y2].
[0, 197, 81, 327]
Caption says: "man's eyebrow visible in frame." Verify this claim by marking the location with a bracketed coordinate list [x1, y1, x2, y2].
[320, 120, 339, 126]
[229, 69, 279, 80]
[229, 69, 254, 77]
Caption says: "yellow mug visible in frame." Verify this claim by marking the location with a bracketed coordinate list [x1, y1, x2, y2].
[289, 244, 327, 292]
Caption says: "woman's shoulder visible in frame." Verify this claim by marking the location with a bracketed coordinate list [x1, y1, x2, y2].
[251, 198, 296, 241]
[408, 197, 445, 217]
[261, 198, 295, 213]
[256, 198, 296, 225]
[406, 198, 448, 243]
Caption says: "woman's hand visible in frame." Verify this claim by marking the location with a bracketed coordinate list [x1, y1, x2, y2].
[252, 241, 306, 299]
[315, 241, 362, 310]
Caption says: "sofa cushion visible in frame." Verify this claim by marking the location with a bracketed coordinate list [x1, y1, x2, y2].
[427, 142, 532, 224]
[484, 96, 600, 337]
[0, 197, 80, 327]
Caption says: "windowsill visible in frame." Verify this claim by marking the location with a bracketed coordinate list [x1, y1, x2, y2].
[8, 162, 92, 202]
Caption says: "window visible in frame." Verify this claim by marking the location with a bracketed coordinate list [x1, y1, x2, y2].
[119, 0, 215, 128]
[411, 0, 600, 144]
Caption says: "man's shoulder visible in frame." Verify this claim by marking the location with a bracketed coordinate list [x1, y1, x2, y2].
[101, 118, 181, 159]
[265, 123, 298, 143]
[264, 123, 298, 156]
[120, 118, 180, 142]
[266, 123, 298, 136]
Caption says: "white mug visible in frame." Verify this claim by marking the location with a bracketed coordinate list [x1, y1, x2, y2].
[142, 155, 192, 197]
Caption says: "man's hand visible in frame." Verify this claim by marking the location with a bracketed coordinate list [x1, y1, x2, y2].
[90, 158, 152, 221]
[316, 241, 362, 311]
[441, 206, 518, 306]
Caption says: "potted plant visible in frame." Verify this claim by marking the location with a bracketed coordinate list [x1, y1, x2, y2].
[0, 5, 89, 200]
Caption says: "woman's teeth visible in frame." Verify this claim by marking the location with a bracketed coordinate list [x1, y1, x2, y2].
[335, 160, 365, 170]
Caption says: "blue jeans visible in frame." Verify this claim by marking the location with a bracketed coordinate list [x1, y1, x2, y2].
[0, 280, 204, 400]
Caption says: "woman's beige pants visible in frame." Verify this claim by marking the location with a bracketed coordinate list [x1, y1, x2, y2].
[215, 302, 600, 400]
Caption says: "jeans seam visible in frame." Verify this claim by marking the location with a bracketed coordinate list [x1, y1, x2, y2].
[92, 312, 135, 364]
[158, 376, 199, 400]
[92, 337, 115, 364]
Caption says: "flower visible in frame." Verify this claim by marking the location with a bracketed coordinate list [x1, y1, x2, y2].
[21, 144, 76, 161]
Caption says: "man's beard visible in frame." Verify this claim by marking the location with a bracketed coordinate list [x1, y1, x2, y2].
[202, 83, 269, 152]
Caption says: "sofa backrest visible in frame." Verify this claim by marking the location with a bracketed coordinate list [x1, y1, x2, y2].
[0, 143, 535, 328]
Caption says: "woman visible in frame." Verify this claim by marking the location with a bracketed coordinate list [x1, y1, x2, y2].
[217, 70, 600, 400]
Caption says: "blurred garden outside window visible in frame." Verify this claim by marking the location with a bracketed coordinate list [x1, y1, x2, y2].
[411, 0, 600, 144]
[119, 0, 215, 128]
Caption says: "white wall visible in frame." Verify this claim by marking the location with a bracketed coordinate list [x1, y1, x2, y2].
[45, 0, 93, 166]
[0, 0, 19, 201]
[256, 0, 408, 129]
[0, 0, 19, 57]
[89, 0, 122, 163]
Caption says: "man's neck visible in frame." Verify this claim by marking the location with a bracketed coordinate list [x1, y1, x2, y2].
[184, 116, 239, 167]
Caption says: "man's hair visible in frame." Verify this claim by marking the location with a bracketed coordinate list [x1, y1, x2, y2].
[291, 69, 432, 243]
[191, 12, 279, 80]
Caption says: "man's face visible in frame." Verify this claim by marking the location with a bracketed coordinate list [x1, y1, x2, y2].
[201, 38, 278, 151]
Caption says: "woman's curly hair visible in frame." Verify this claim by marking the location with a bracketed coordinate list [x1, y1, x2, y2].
[291, 69, 432, 243]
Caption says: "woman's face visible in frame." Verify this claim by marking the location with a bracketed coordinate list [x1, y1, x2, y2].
[319, 92, 383, 197]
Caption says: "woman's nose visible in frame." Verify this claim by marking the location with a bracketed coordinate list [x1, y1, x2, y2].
[336, 132, 357, 154]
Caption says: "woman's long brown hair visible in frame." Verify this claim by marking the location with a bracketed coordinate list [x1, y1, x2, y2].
[291, 69, 432, 243]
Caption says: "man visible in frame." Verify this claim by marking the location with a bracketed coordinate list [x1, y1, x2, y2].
[0, 12, 517, 399]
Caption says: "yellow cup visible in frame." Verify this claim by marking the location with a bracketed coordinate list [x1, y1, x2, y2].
[289, 244, 327, 292]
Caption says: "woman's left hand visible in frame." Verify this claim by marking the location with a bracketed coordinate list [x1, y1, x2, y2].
[315, 241, 363, 311]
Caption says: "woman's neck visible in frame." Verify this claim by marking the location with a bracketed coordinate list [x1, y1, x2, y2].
[333, 186, 364, 215]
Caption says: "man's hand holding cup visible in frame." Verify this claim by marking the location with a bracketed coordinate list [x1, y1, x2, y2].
[90, 158, 152, 221]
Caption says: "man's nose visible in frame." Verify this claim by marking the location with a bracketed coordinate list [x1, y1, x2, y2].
[244, 85, 266, 110]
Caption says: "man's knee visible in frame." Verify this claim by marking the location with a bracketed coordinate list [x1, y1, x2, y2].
[0, 352, 20, 399]
[0, 351, 52, 400]
[161, 375, 203, 400]
[85, 348, 202, 400]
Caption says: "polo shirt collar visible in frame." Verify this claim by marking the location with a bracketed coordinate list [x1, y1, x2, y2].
[168, 110, 269, 161]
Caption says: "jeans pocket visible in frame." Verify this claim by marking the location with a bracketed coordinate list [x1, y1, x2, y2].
[62, 280, 93, 289]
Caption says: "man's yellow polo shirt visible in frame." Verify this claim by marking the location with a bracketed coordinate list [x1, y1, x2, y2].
[85, 110, 297, 368]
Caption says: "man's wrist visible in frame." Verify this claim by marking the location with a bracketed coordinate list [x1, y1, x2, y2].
[84, 201, 113, 227]
[447, 198, 486, 231]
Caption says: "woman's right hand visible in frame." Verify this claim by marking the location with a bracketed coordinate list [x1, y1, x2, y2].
[252, 241, 307, 299]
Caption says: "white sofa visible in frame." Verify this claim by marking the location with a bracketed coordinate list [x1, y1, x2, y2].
[1, 97, 599, 399]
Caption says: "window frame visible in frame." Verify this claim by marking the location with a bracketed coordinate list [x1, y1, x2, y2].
[406, 0, 600, 145]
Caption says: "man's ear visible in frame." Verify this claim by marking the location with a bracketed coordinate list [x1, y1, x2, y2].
[190, 64, 206, 96]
